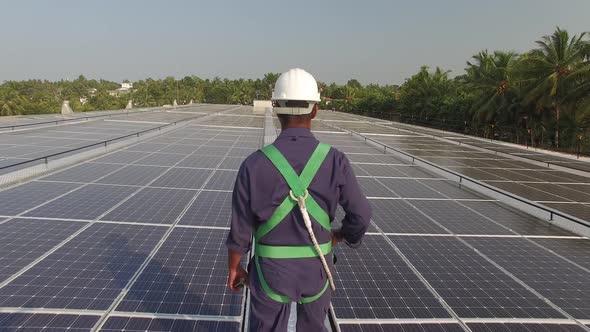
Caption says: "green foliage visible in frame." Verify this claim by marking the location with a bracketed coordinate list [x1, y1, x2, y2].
[1, 27, 588, 153]
[394, 27, 590, 153]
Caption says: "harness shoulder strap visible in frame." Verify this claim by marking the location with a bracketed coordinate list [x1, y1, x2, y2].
[256, 143, 332, 240]
[260, 144, 305, 197]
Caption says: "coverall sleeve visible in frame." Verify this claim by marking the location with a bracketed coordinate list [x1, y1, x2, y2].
[225, 162, 254, 254]
[338, 154, 372, 247]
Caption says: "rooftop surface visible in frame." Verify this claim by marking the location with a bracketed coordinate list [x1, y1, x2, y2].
[0, 106, 588, 331]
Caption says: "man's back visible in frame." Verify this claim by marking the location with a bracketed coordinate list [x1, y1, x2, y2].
[226, 68, 371, 332]
[227, 127, 371, 300]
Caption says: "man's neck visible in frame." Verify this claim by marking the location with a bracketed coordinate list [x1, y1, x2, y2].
[280, 123, 312, 130]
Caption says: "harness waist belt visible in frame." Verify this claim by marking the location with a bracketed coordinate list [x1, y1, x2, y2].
[255, 242, 332, 259]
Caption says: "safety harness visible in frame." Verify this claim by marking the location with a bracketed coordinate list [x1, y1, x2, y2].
[255, 142, 334, 304]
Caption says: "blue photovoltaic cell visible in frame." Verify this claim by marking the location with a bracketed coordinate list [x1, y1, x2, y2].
[409, 200, 513, 235]
[101, 317, 239, 332]
[116, 228, 243, 316]
[0, 181, 81, 216]
[370, 199, 447, 234]
[179, 190, 232, 227]
[102, 187, 196, 224]
[0, 218, 86, 283]
[468, 323, 586, 332]
[132, 153, 187, 167]
[357, 177, 398, 198]
[0, 313, 99, 331]
[392, 236, 563, 318]
[97, 165, 166, 186]
[377, 178, 446, 199]
[332, 235, 449, 319]
[529, 238, 590, 270]
[466, 237, 590, 319]
[150, 168, 213, 189]
[24, 184, 137, 220]
[40, 162, 124, 183]
[204, 170, 238, 191]
[459, 200, 573, 236]
[0, 223, 166, 310]
[92, 151, 148, 164]
[339, 323, 464, 332]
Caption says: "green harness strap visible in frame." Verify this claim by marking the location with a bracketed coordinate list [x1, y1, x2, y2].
[254, 142, 332, 304]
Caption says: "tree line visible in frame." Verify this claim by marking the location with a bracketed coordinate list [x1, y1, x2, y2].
[1, 28, 588, 153]
[353, 28, 589, 154]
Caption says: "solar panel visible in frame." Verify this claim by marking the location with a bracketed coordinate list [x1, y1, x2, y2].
[357, 178, 397, 198]
[392, 235, 564, 318]
[101, 316, 239, 332]
[485, 182, 569, 202]
[339, 323, 465, 332]
[409, 200, 513, 235]
[177, 138, 210, 146]
[116, 228, 243, 316]
[150, 168, 213, 190]
[357, 164, 414, 177]
[219, 156, 245, 170]
[24, 184, 137, 220]
[370, 199, 447, 234]
[196, 146, 232, 156]
[332, 234, 450, 319]
[525, 183, 590, 203]
[543, 203, 590, 222]
[97, 165, 166, 186]
[205, 139, 236, 147]
[132, 153, 187, 167]
[92, 151, 151, 164]
[158, 144, 201, 155]
[347, 154, 392, 163]
[0, 313, 99, 331]
[418, 180, 483, 200]
[126, 143, 170, 153]
[102, 187, 197, 224]
[378, 178, 446, 199]
[467, 323, 586, 332]
[41, 162, 124, 183]
[205, 170, 238, 191]
[179, 190, 232, 227]
[460, 201, 574, 236]
[177, 155, 224, 169]
[466, 237, 590, 319]
[394, 166, 441, 179]
[0, 218, 86, 283]
[529, 238, 590, 270]
[228, 147, 257, 158]
[0, 181, 81, 217]
[0, 223, 166, 310]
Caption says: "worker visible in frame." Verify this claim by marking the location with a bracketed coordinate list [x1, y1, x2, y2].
[226, 68, 372, 332]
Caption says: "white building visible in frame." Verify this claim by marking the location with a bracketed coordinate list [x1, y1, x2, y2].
[108, 82, 134, 97]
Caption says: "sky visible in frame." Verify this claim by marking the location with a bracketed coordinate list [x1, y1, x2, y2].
[0, 0, 589, 85]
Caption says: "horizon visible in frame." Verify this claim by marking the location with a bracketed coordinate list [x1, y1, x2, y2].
[1, 1, 589, 85]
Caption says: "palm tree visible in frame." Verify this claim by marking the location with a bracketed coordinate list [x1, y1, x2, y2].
[517, 27, 590, 148]
[464, 50, 521, 124]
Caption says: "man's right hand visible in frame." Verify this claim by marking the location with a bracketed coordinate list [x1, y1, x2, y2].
[228, 266, 249, 292]
[332, 229, 344, 247]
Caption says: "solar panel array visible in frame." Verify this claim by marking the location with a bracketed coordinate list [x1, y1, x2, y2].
[0, 106, 588, 331]
[316, 112, 590, 222]
[314, 126, 590, 331]
[0, 105, 221, 174]
[0, 105, 258, 331]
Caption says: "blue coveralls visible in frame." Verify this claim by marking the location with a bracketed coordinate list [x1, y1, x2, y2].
[226, 127, 372, 331]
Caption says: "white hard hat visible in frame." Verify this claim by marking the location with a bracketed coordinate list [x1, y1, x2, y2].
[272, 68, 320, 115]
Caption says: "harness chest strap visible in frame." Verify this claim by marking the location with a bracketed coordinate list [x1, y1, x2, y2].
[254, 143, 332, 304]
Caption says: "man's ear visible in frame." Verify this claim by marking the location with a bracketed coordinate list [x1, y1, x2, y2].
[311, 104, 318, 119]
